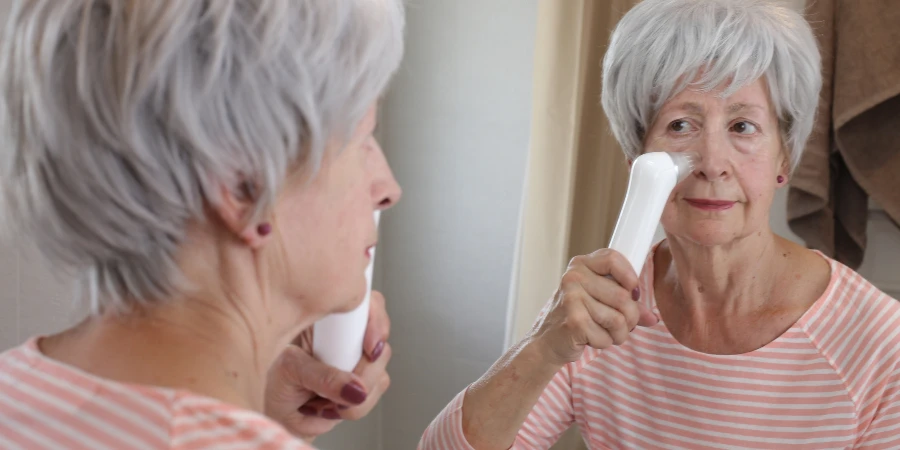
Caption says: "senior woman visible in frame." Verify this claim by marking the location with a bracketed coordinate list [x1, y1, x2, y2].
[422, 0, 900, 449]
[0, 0, 403, 448]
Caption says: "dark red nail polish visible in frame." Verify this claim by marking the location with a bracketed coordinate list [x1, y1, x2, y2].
[257, 223, 272, 236]
[632, 287, 641, 301]
[370, 341, 385, 361]
[341, 382, 367, 404]
[321, 408, 342, 420]
[298, 405, 317, 416]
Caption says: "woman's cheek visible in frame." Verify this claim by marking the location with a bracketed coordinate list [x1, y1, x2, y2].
[645, 133, 696, 153]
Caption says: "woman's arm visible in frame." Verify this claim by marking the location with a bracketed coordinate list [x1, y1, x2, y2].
[419, 337, 571, 450]
[464, 338, 569, 449]
[420, 249, 658, 449]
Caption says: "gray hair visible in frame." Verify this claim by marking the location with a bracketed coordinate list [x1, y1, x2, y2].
[0, 0, 405, 312]
[601, 0, 821, 172]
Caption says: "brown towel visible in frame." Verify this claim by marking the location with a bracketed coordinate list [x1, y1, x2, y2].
[788, 0, 900, 269]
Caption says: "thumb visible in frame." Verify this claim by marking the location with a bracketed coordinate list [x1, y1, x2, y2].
[280, 345, 370, 407]
[636, 302, 659, 327]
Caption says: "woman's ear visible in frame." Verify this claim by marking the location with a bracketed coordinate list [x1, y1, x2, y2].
[776, 150, 791, 187]
[213, 178, 272, 248]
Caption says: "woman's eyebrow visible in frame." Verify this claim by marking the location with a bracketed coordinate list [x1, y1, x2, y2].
[727, 102, 766, 114]
[672, 102, 704, 115]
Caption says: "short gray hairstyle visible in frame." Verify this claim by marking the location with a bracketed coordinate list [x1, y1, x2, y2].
[0, 0, 405, 312]
[601, 0, 821, 172]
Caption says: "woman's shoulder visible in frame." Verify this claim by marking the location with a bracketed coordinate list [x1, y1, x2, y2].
[815, 254, 900, 321]
[0, 338, 315, 449]
[0, 337, 178, 448]
[170, 393, 315, 449]
[802, 253, 900, 372]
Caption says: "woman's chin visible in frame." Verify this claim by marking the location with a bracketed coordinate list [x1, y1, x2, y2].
[672, 223, 742, 247]
[330, 285, 368, 314]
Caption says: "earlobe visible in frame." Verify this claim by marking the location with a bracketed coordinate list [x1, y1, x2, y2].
[213, 179, 270, 248]
[238, 221, 273, 249]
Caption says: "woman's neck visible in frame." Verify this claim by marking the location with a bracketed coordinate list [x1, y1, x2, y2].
[655, 230, 829, 354]
[41, 227, 315, 412]
[43, 290, 311, 412]
[662, 230, 786, 317]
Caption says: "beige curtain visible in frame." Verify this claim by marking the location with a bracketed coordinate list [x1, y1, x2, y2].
[509, 0, 639, 448]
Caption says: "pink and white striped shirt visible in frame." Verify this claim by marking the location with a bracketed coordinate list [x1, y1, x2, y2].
[0, 338, 316, 449]
[421, 252, 900, 449]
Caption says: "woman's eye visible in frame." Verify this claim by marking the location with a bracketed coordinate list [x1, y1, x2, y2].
[731, 121, 758, 135]
[669, 120, 693, 133]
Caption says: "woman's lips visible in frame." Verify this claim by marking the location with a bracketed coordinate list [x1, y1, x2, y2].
[684, 198, 736, 211]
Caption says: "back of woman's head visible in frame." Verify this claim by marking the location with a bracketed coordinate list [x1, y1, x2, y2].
[0, 0, 405, 312]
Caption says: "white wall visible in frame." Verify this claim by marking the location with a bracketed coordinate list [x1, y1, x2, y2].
[0, 0, 84, 355]
[373, 1, 538, 448]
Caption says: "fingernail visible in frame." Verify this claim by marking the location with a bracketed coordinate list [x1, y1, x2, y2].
[298, 405, 317, 416]
[337, 404, 350, 411]
[341, 381, 368, 404]
[632, 287, 641, 301]
[371, 341, 385, 361]
[321, 408, 342, 420]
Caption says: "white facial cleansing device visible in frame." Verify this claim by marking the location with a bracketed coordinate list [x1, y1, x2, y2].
[312, 211, 380, 372]
[608, 152, 697, 276]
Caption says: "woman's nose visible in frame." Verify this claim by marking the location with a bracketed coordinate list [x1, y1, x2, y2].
[692, 130, 731, 182]
[371, 140, 402, 210]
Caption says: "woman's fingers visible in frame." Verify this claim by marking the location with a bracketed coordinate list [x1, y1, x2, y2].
[572, 266, 641, 331]
[276, 345, 367, 408]
[581, 296, 631, 345]
[363, 290, 390, 361]
[637, 302, 659, 327]
[573, 250, 659, 329]
[341, 343, 392, 421]
[576, 249, 641, 294]
[558, 299, 615, 351]
[536, 248, 659, 364]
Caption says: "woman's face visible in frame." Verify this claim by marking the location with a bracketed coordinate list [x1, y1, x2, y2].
[644, 78, 788, 247]
[272, 104, 400, 316]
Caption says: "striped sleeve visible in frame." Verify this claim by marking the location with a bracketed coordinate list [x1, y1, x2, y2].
[420, 295, 578, 450]
[511, 363, 576, 449]
[418, 389, 476, 450]
[172, 396, 315, 450]
[855, 368, 900, 449]
[418, 364, 576, 450]
[803, 273, 900, 449]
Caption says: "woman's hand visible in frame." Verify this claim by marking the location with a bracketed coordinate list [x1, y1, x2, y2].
[528, 249, 659, 366]
[264, 291, 392, 442]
